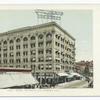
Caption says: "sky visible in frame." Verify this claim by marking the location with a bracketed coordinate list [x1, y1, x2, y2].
[0, 10, 93, 61]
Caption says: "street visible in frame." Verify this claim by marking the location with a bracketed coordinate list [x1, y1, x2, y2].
[54, 80, 89, 88]
[39, 79, 90, 89]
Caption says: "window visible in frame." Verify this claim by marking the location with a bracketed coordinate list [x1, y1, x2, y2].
[55, 51, 60, 58]
[38, 64, 44, 70]
[16, 59, 21, 63]
[16, 45, 20, 49]
[23, 44, 28, 48]
[30, 43, 35, 48]
[16, 65, 20, 68]
[9, 40, 13, 44]
[46, 64, 52, 70]
[9, 52, 14, 57]
[46, 56, 52, 62]
[38, 42, 43, 47]
[16, 38, 20, 42]
[46, 33, 52, 38]
[61, 59, 64, 63]
[61, 44, 64, 49]
[9, 59, 14, 63]
[0, 54, 1, 57]
[38, 34, 43, 39]
[0, 60, 1, 64]
[23, 51, 28, 56]
[3, 59, 7, 64]
[61, 37, 64, 42]
[10, 46, 14, 50]
[55, 34, 58, 38]
[55, 59, 60, 63]
[55, 34, 60, 39]
[31, 57, 36, 62]
[31, 50, 36, 55]
[0, 47, 1, 51]
[3, 53, 7, 57]
[46, 41, 52, 46]
[56, 67, 60, 71]
[23, 37, 28, 41]
[38, 57, 44, 62]
[38, 49, 43, 54]
[58, 43, 60, 47]
[55, 42, 60, 47]
[55, 42, 57, 46]
[31, 65, 35, 69]
[23, 65, 28, 68]
[9, 66, 13, 67]
[3, 47, 7, 51]
[23, 58, 28, 63]
[31, 36, 35, 40]
[46, 49, 52, 54]
[66, 40, 69, 45]
[16, 52, 20, 56]
[3, 40, 7, 45]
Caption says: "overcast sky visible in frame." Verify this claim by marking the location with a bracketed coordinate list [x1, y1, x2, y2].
[0, 10, 93, 61]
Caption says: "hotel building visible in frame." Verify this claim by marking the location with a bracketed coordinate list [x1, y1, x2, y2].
[0, 22, 75, 84]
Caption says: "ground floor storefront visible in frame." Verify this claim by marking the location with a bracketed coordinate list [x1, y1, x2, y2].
[33, 72, 83, 88]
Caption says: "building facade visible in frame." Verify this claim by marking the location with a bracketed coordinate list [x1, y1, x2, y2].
[0, 22, 75, 84]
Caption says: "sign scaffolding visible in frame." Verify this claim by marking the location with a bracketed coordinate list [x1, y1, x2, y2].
[35, 9, 63, 24]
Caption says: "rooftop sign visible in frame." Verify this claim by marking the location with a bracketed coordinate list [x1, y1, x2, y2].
[35, 9, 63, 23]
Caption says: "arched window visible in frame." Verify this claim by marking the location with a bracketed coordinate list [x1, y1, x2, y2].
[23, 37, 28, 41]
[16, 38, 20, 42]
[38, 34, 43, 39]
[55, 34, 58, 38]
[31, 36, 35, 40]
[9, 40, 13, 44]
[3, 40, 7, 44]
[46, 33, 52, 38]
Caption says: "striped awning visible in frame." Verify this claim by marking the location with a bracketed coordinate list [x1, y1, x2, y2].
[0, 72, 38, 89]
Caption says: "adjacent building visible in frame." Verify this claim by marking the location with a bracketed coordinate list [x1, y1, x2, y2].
[0, 22, 75, 84]
[75, 60, 93, 77]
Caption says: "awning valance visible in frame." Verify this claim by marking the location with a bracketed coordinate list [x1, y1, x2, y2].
[70, 72, 81, 77]
[58, 72, 69, 76]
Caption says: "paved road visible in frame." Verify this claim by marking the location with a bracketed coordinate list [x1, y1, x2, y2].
[54, 80, 88, 88]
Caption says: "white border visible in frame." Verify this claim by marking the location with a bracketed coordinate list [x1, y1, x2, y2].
[0, 0, 100, 4]
[0, 4, 98, 96]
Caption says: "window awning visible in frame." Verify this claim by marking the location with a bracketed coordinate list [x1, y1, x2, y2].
[70, 72, 82, 77]
[67, 74, 74, 78]
[0, 72, 38, 89]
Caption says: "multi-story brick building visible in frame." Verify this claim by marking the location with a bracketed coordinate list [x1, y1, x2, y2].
[0, 22, 75, 84]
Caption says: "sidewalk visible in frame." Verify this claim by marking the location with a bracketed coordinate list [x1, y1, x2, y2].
[54, 80, 88, 88]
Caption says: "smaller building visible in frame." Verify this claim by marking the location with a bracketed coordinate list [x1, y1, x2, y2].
[75, 60, 93, 77]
